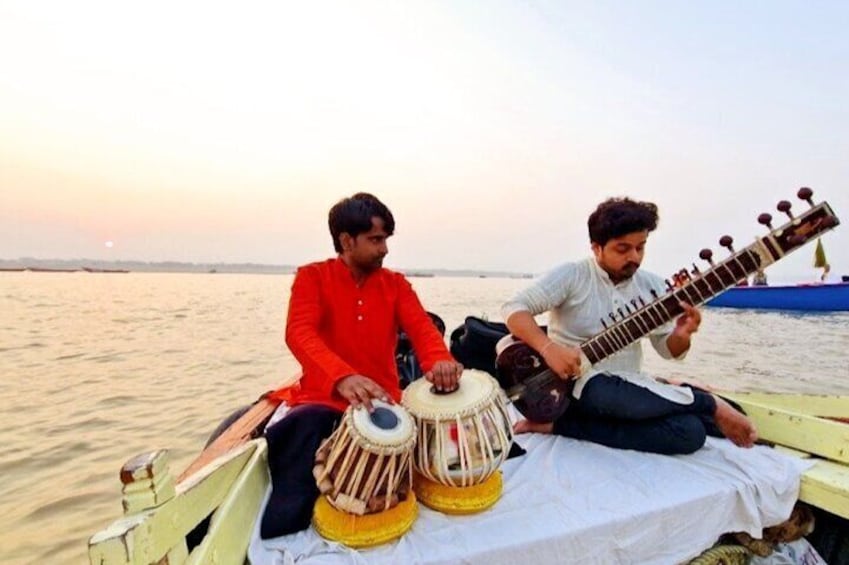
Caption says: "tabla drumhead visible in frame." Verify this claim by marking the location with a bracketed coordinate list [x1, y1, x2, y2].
[350, 399, 415, 447]
[401, 369, 498, 417]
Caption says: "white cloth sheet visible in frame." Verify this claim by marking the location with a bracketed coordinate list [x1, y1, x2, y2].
[249, 430, 810, 565]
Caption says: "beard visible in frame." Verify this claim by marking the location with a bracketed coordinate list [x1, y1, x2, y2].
[620, 262, 639, 277]
[358, 255, 384, 272]
[609, 262, 639, 283]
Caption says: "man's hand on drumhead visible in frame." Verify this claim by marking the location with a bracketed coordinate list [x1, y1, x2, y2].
[425, 360, 464, 392]
[335, 374, 390, 412]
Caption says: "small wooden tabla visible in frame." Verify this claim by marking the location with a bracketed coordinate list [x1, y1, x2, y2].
[402, 369, 513, 514]
[312, 400, 418, 548]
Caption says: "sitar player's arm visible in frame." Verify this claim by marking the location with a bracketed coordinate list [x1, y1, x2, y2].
[505, 311, 582, 379]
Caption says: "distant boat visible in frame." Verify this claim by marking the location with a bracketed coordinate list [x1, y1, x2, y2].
[26, 267, 79, 272]
[82, 267, 130, 273]
[707, 282, 849, 312]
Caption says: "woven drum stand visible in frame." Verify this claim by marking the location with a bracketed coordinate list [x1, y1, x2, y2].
[313, 493, 418, 549]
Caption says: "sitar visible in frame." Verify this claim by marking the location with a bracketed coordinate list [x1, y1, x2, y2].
[497, 187, 840, 422]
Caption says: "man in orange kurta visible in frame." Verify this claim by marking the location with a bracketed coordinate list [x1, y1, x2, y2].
[260, 192, 463, 538]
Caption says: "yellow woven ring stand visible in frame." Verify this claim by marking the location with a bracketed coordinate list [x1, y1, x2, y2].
[312, 493, 418, 548]
[414, 471, 502, 515]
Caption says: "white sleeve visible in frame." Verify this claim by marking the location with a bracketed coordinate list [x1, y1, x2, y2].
[501, 262, 580, 321]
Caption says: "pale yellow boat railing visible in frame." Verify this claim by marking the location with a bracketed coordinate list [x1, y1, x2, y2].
[88, 393, 849, 564]
[719, 392, 849, 520]
[88, 398, 279, 565]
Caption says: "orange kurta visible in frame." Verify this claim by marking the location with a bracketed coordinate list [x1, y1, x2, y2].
[272, 257, 452, 412]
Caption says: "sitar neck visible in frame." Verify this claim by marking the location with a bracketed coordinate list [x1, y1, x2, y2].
[578, 196, 838, 366]
[578, 246, 762, 365]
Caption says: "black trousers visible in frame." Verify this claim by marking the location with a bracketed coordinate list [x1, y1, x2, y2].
[552, 374, 720, 455]
[260, 404, 342, 539]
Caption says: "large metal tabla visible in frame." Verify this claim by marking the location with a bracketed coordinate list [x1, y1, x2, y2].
[311, 400, 418, 548]
[401, 369, 513, 514]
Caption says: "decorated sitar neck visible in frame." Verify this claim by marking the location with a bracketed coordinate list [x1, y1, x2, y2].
[579, 187, 839, 367]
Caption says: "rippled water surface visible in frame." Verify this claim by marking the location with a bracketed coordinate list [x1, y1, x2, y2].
[1, 272, 847, 564]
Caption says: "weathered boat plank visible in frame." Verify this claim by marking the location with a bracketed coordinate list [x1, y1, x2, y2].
[719, 395, 849, 465]
[722, 392, 849, 419]
[89, 442, 257, 565]
[185, 441, 268, 565]
[799, 458, 849, 520]
[772, 446, 849, 519]
[120, 450, 177, 515]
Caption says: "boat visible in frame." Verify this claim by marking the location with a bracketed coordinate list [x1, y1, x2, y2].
[81, 267, 130, 273]
[26, 267, 80, 272]
[85, 380, 849, 565]
[706, 282, 849, 312]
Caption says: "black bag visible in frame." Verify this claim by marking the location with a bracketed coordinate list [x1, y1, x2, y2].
[448, 316, 510, 377]
[397, 312, 446, 388]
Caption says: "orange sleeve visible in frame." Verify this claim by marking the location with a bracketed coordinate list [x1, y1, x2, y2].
[285, 266, 356, 398]
[395, 275, 453, 372]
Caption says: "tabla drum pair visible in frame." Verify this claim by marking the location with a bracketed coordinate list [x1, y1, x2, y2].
[311, 370, 513, 547]
[402, 369, 514, 514]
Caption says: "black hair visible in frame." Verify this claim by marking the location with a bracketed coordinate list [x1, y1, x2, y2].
[587, 197, 659, 246]
[328, 192, 395, 252]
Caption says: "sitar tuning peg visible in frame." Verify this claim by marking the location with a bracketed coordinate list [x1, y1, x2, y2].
[777, 200, 794, 219]
[665, 279, 674, 291]
[798, 187, 814, 207]
[719, 235, 735, 253]
[699, 248, 714, 266]
[758, 213, 773, 230]
[691, 263, 701, 276]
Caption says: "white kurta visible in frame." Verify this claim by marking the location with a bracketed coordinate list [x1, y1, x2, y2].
[501, 257, 694, 404]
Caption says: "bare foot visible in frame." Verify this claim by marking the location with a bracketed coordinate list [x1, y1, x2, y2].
[714, 396, 758, 447]
[513, 419, 554, 435]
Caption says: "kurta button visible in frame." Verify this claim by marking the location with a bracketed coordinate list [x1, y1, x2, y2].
[357, 300, 363, 306]
[357, 315, 363, 321]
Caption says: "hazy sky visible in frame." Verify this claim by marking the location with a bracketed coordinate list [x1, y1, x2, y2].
[2, 1, 847, 281]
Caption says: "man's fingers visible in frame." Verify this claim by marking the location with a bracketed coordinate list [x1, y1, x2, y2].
[425, 363, 463, 392]
[428, 364, 447, 391]
[367, 382, 390, 403]
[345, 389, 362, 409]
[438, 363, 462, 391]
[431, 371, 442, 391]
[356, 387, 375, 412]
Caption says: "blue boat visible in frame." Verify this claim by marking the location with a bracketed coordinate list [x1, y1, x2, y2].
[707, 282, 849, 312]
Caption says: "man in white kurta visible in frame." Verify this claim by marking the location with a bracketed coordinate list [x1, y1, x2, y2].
[502, 197, 757, 454]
